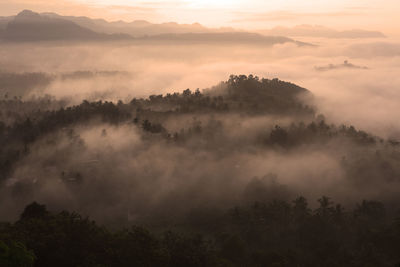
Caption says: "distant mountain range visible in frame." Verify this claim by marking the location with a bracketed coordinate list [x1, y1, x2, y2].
[0, 10, 131, 41]
[0, 10, 307, 45]
[134, 32, 308, 46]
[0, 10, 385, 44]
[261, 25, 386, 39]
[40, 11, 237, 37]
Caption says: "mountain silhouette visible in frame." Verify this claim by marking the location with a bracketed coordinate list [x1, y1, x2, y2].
[261, 25, 386, 39]
[40, 12, 235, 37]
[0, 10, 308, 46]
[2, 10, 132, 41]
[138, 32, 308, 46]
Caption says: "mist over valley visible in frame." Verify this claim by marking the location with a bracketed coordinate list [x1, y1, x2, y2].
[0, 5, 400, 267]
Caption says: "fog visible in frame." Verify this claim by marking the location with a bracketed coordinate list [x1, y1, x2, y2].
[1, 37, 399, 138]
[1, 110, 398, 225]
[0, 36, 399, 225]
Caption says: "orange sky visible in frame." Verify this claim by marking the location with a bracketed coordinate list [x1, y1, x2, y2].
[1, 0, 399, 35]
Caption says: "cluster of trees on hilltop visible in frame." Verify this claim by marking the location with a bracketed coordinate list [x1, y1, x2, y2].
[1, 197, 400, 266]
[131, 75, 314, 115]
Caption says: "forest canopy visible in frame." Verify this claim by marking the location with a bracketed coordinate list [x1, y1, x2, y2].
[0, 75, 399, 266]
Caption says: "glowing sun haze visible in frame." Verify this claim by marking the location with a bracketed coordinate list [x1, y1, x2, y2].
[0, 0, 399, 35]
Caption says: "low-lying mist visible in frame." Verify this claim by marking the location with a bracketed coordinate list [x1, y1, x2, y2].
[0, 37, 399, 226]
[0, 38, 399, 138]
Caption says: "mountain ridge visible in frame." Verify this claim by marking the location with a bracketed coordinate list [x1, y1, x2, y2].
[261, 24, 386, 39]
[1, 10, 132, 41]
[39, 11, 237, 37]
[0, 10, 309, 46]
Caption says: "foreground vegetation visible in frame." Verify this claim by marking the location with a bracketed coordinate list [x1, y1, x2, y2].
[1, 198, 400, 267]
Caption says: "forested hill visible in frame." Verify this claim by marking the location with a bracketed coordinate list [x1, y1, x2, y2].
[0, 75, 400, 266]
[131, 74, 313, 115]
[0, 74, 313, 129]
[208, 74, 311, 112]
[0, 75, 313, 179]
[0, 75, 390, 184]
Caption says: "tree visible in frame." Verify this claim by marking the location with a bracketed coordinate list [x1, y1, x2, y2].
[270, 125, 288, 147]
[20, 202, 48, 221]
[0, 241, 35, 267]
[316, 196, 334, 218]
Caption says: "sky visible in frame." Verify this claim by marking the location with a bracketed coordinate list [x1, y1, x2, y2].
[0, 0, 399, 34]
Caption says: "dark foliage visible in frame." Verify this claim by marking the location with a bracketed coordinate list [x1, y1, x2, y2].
[0, 75, 392, 185]
[1, 198, 400, 266]
[0, 75, 399, 266]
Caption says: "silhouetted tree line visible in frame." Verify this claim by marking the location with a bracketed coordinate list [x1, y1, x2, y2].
[0, 96, 66, 125]
[1, 197, 400, 267]
[266, 120, 380, 148]
[135, 117, 381, 152]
